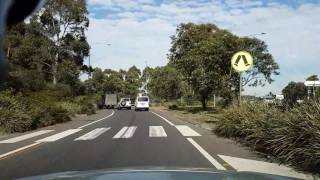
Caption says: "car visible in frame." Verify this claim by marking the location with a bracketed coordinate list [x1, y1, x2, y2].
[117, 98, 131, 110]
[135, 96, 149, 111]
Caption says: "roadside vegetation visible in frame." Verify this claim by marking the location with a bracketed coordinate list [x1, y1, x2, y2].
[0, 0, 98, 133]
[215, 101, 320, 173]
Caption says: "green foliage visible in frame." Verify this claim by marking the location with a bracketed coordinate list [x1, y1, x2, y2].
[89, 66, 142, 97]
[282, 81, 307, 105]
[215, 102, 320, 172]
[306, 75, 319, 81]
[0, 91, 33, 132]
[0, 90, 98, 133]
[148, 65, 183, 101]
[168, 104, 179, 110]
[169, 23, 279, 109]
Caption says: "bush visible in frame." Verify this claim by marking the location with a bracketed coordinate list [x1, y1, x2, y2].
[45, 83, 72, 98]
[215, 102, 320, 172]
[0, 91, 33, 132]
[169, 104, 178, 110]
[0, 90, 72, 132]
[55, 101, 81, 115]
[80, 103, 96, 115]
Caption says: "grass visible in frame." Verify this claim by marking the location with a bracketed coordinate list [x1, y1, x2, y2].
[214, 101, 320, 173]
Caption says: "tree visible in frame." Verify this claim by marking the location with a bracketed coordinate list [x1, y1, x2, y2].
[282, 81, 307, 105]
[4, 22, 52, 91]
[148, 65, 183, 101]
[34, 0, 90, 85]
[306, 75, 319, 81]
[123, 66, 141, 97]
[169, 23, 279, 109]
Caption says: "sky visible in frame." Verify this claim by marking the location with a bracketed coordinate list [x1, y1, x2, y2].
[86, 0, 320, 96]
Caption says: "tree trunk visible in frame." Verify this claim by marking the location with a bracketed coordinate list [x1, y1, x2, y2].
[52, 53, 58, 85]
[201, 95, 207, 110]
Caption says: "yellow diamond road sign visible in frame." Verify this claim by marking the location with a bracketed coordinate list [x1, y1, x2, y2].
[231, 51, 253, 72]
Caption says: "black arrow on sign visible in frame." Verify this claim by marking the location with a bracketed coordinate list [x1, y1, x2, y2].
[234, 55, 250, 67]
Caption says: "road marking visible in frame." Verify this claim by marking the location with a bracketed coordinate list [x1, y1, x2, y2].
[187, 138, 226, 170]
[150, 111, 174, 126]
[218, 155, 312, 179]
[113, 126, 137, 139]
[175, 125, 201, 136]
[0, 142, 42, 159]
[74, 128, 110, 141]
[36, 129, 82, 142]
[78, 110, 115, 129]
[0, 130, 54, 144]
[149, 126, 167, 137]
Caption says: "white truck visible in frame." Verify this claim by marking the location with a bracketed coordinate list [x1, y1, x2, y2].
[105, 94, 118, 109]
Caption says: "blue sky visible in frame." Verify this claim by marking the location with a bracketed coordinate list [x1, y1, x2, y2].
[86, 0, 320, 96]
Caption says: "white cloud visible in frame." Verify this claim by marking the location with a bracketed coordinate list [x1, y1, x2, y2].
[86, 0, 320, 96]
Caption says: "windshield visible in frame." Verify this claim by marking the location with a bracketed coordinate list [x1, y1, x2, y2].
[138, 97, 149, 102]
[0, 0, 317, 180]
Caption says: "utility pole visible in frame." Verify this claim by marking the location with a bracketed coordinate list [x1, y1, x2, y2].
[239, 72, 242, 104]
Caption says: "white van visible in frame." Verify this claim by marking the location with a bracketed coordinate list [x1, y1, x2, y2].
[135, 96, 149, 111]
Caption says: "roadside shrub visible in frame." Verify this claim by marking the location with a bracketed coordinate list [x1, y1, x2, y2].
[169, 104, 178, 110]
[0, 91, 33, 132]
[45, 83, 72, 98]
[55, 101, 81, 115]
[80, 103, 96, 115]
[214, 102, 320, 172]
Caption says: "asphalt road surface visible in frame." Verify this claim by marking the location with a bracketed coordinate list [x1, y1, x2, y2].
[0, 109, 312, 179]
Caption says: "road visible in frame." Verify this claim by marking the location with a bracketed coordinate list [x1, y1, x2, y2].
[0, 109, 311, 179]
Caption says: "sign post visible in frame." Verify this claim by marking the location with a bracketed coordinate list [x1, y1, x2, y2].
[231, 51, 253, 104]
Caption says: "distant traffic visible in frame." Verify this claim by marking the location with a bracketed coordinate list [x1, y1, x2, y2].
[98, 93, 149, 111]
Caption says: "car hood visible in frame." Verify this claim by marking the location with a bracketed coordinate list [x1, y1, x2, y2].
[20, 167, 298, 180]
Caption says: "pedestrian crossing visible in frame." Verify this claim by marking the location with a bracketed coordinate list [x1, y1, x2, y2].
[75, 128, 110, 141]
[0, 125, 201, 144]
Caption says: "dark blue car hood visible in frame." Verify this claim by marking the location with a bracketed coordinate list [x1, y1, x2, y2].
[20, 167, 300, 180]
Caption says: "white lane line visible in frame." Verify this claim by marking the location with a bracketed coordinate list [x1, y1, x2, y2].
[78, 110, 115, 129]
[36, 129, 82, 142]
[175, 125, 201, 137]
[113, 126, 137, 139]
[0, 130, 54, 144]
[187, 138, 226, 170]
[218, 155, 312, 179]
[0, 142, 41, 159]
[149, 126, 167, 137]
[74, 128, 110, 141]
[150, 111, 174, 126]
